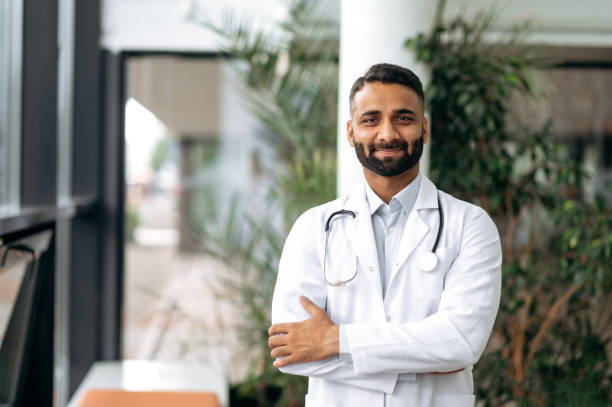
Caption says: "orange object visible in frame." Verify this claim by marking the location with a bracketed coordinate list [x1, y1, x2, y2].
[78, 389, 220, 407]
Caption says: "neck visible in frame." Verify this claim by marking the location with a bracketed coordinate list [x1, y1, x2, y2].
[363, 164, 420, 204]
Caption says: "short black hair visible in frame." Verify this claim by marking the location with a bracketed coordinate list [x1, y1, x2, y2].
[349, 63, 424, 114]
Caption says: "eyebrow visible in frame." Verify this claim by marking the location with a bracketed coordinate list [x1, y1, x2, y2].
[359, 110, 380, 119]
[359, 108, 417, 120]
[394, 108, 416, 116]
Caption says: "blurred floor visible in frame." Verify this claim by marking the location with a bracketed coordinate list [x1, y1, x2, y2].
[123, 242, 248, 383]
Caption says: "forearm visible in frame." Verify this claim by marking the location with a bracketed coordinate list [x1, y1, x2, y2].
[341, 312, 478, 376]
[278, 357, 398, 393]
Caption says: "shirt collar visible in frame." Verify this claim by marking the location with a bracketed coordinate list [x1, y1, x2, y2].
[365, 182, 385, 215]
[365, 173, 422, 216]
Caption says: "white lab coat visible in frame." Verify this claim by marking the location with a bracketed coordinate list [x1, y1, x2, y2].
[271, 175, 502, 407]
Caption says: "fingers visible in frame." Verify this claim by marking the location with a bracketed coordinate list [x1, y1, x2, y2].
[269, 297, 323, 338]
[268, 333, 287, 349]
[270, 345, 291, 359]
[268, 323, 291, 336]
[273, 354, 297, 368]
[299, 296, 323, 316]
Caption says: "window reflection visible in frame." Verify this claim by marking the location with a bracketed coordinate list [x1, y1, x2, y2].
[0, 0, 22, 212]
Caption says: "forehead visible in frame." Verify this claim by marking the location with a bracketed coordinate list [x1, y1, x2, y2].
[352, 82, 422, 116]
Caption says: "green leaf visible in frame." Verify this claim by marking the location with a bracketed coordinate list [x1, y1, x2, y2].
[569, 236, 578, 249]
[563, 200, 577, 211]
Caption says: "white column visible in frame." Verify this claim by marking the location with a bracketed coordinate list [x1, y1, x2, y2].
[337, 0, 437, 196]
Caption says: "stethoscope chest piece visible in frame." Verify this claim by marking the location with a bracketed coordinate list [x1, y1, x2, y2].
[419, 251, 438, 272]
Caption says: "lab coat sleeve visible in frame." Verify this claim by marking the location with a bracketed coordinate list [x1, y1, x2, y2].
[271, 210, 398, 394]
[343, 206, 502, 375]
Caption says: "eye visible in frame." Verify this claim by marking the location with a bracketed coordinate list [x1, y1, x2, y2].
[362, 117, 378, 124]
[396, 115, 413, 122]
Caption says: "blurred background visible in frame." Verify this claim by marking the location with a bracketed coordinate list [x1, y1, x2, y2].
[0, 0, 610, 406]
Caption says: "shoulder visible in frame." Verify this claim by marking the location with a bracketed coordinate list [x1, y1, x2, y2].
[438, 189, 485, 216]
[290, 193, 352, 236]
[436, 188, 499, 242]
[281, 194, 353, 257]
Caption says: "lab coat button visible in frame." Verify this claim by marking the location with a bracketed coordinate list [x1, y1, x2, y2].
[368, 266, 374, 272]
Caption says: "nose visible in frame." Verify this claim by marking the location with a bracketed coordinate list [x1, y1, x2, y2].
[378, 118, 400, 142]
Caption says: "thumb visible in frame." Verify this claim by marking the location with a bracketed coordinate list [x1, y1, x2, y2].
[300, 296, 322, 316]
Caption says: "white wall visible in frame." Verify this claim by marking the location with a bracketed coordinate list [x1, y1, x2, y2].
[101, 0, 291, 52]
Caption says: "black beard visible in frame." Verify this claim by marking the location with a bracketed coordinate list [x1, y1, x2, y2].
[354, 134, 424, 177]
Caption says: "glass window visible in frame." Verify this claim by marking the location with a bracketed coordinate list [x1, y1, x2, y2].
[0, 0, 22, 213]
[122, 56, 265, 380]
[516, 65, 612, 203]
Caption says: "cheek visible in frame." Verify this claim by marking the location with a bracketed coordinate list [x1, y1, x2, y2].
[353, 129, 376, 146]
[355, 142, 374, 161]
[355, 142, 366, 157]
[404, 130, 422, 148]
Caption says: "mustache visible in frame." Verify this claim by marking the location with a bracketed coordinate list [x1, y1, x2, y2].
[369, 139, 409, 153]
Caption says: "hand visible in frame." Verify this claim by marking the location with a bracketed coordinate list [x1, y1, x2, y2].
[268, 296, 339, 368]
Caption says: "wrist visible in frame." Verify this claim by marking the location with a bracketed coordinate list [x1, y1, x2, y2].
[325, 324, 340, 357]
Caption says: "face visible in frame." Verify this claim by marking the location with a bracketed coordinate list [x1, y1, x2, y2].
[347, 82, 428, 177]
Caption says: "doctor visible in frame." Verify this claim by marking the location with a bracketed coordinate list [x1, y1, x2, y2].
[269, 63, 502, 407]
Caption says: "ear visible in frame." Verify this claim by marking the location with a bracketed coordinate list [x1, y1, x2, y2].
[422, 116, 430, 144]
[347, 120, 355, 147]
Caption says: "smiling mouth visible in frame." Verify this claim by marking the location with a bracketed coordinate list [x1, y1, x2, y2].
[375, 148, 404, 157]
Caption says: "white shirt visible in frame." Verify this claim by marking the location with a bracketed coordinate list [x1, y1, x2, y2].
[366, 173, 421, 298]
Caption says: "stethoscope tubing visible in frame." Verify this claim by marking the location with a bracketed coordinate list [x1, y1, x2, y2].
[323, 209, 358, 286]
[323, 192, 443, 286]
[431, 195, 443, 253]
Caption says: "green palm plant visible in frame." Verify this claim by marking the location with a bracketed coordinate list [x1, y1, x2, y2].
[197, 1, 339, 405]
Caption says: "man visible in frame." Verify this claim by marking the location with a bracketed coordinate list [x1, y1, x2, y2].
[268, 63, 501, 407]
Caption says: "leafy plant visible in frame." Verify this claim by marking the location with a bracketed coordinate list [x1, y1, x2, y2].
[197, 1, 338, 405]
[407, 4, 612, 405]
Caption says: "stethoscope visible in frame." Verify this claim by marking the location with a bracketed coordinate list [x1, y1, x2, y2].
[323, 193, 444, 286]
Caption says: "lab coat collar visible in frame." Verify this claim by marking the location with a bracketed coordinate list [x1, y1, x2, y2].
[413, 175, 439, 211]
[345, 181, 366, 214]
[364, 182, 386, 215]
